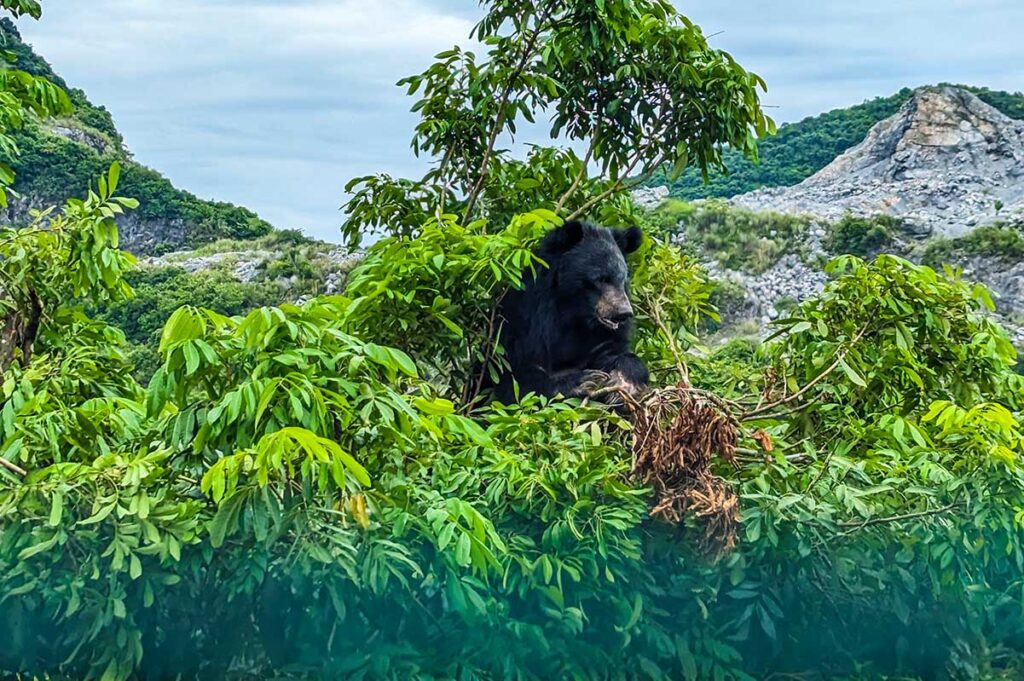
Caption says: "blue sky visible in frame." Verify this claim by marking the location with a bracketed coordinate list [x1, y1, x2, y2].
[17, 0, 1024, 242]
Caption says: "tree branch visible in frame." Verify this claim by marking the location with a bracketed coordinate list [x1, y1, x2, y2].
[463, 2, 557, 222]
[742, 321, 871, 420]
[838, 502, 960, 531]
[553, 136, 597, 214]
[565, 150, 667, 223]
[0, 456, 27, 477]
[641, 288, 688, 384]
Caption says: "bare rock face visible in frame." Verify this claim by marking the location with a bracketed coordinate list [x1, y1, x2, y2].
[734, 87, 1024, 237]
[631, 185, 670, 210]
[46, 123, 114, 155]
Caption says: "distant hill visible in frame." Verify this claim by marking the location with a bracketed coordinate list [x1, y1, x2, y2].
[0, 18, 274, 254]
[648, 85, 1024, 200]
[732, 86, 1024, 236]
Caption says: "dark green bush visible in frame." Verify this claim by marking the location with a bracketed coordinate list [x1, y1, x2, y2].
[924, 223, 1024, 267]
[3, 4, 1024, 680]
[89, 267, 280, 382]
[649, 199, 809, 273]
[824, 213, 900, 256]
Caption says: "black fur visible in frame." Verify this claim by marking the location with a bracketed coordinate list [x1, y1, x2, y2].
[494, 221, 649, 403]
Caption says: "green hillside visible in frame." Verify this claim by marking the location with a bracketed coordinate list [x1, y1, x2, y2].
[0, 18, 273, 252]
[649, 85, 1024, 199]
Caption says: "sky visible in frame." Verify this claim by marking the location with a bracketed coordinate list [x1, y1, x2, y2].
[17, 0, 1024, 243]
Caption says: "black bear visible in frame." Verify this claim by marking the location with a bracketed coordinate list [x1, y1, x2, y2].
[494, 220, 649, 403]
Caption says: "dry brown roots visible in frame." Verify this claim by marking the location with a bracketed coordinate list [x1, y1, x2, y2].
[624, 382, 742, 558]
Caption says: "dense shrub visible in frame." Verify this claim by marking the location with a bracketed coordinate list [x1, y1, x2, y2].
[3, 3, 1024, 680]
[649, 199, 810, 273]
[4, 203, 1024, 679]
[923, 223, 1024, 267]
[823, 213, 900, 257]
[89, 267, 281, 382]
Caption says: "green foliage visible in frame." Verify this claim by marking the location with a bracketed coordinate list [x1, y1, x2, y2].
[768, 254, 1016, 430]
[727, 255, 1024, 679]
[343, 211, 550, 401]
[90, 267, 281, 383]
[824, 213, 900, 257]
[0, 19, 121, 146]
[0, 17, 71, 206]
[1, 1, 41, 20]
[923, 223, 1024, 267]
[649, 85, 1024, 200]
[629, 237, 719, 376]
[4, 3, 1024, 680]
[88, 230, 346, 384]
[650, 198, 810, 273]
[705, 278, 750, 332]
[0, 163, 136, 365]
[342, 0, 772, 247]
[6, 219, 1024, 679]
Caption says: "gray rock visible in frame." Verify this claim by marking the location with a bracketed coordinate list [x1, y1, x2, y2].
[46, 123, 112, 155]
[733, 87, 1024, 238]
[631, 185, 669, 210]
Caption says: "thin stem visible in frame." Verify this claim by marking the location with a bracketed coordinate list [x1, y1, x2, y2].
[742, 321, 871, 420]
[837, 502, 959, 531]
[463, 3, 556, 222]
[565, 150, 666, 223]
[553, 136, 597, 214]
[0, 456, 27, 477]
[435, 144, 456, 217]
[642, 289, 688, 384]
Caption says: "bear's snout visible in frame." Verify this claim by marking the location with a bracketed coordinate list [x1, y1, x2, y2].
[596, 286, 633, 330]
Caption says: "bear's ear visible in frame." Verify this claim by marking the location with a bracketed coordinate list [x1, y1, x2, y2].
[614, 225, 643, 255]
[546, 220, 585, 253]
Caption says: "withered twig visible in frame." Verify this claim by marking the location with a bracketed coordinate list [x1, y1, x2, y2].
[0, 457, 27, 477]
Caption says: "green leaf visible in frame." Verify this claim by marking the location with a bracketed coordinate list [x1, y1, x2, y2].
[838, 358, 867, 387]
[108, 161, 121, 194]
[209, 493, 246, 549]
[48, 492, 63, 527]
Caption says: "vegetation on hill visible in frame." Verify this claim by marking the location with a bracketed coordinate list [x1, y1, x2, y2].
[2, 3, 1024, 681]
[91, 268, 281, 382]
[0, 18, 273, 251]
[648, 85, 1024, 200]
[823, 213, 900, 258]
[923, 222, 1024, 267]
[646, 197, 810, 273]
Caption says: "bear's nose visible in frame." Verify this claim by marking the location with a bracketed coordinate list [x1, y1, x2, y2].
[608, 303, 634, 324]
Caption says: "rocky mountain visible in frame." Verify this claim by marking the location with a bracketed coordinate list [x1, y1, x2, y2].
[732, 87, 1024, 237]
[0, 19, 275, 254]
[647, 84, 1024, 203]
[641, 86, 1024, 347]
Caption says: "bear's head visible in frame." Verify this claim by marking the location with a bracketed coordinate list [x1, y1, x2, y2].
[538, 220, 644, 332]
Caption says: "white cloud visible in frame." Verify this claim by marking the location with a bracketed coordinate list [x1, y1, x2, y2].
[18, 0, 475, 240]
[14, 0, 1024, 242]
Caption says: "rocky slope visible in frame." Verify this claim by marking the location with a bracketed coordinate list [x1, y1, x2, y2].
[142, 242, 362, 300]
[641, 86, 1024, 346]
[732, 87, 1024, 237]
